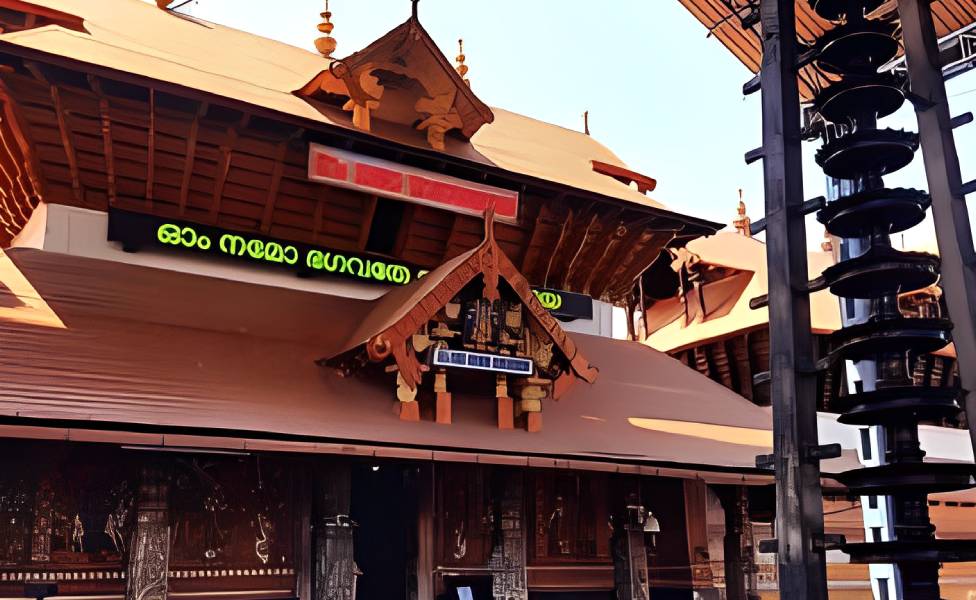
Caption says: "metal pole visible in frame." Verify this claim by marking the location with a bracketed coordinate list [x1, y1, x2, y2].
[757, 0, 829, 597]
[899, 0, 976, 450]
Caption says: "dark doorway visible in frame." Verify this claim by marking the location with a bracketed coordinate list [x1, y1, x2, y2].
[351, 463, 416, 600]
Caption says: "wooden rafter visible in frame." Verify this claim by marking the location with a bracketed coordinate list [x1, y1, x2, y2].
[556, 210, 599, 290]
[579, 217, 651, 297]
[711, 340, 734, 388]
[606, 231, 676, 299]
[729, 333, 754, 401]
[87, 76, 116, 205]
[0, 73, 42, 204]
[564, 208, 622, 291]
[520, 201, 560, 280]
[208, 114, 247, 223]
[259, 133, 298, 234]
[179, 101, 207, 216]
[48, 85, 82, 204]
[145, 88, 155, 208]
[542, 205, 585, 288]
[357, 195, 378, 251]
[311, 191, 326, 243]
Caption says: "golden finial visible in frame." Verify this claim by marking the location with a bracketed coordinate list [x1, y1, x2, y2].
[455, 39, 470, 86]
[315, 0, 337, 58]
[733, 189, 752, 238]
[821, 229, 833, 253]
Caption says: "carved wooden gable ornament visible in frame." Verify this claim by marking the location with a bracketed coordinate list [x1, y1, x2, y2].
[296, 15, 494, 151]
[324, 206, 598, 432]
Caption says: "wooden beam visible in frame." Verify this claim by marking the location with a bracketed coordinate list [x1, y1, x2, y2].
[179, 101, 207, 216]
[542, 207, 578, 288]
[145, 88, 155, 208]
[49, 85, 82, 205]
[730, 333, 754, 401]
[564, 208, 622, 291]
[87, 76, 116, 205]
[439, 213, 462, 262]
[311, 192, 325, 243]
[605, 231, 674, 299]
[259, 135, 293, 234]
[208, 115, 246, 223]
[357, 195, 378, 251]
[0, 72, 44, 205]
[585, 216, 651, 297]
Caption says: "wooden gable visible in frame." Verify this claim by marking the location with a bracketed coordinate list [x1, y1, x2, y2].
[296, 15, 494, 151]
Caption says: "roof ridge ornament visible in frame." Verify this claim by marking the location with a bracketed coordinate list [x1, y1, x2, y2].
[455, 39, 470, 86]
[314, 0, 337, 58]
[733, 189, 752, 238]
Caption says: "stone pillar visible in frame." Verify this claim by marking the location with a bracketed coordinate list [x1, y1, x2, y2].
[612, 498, 650, 600]
[126, 467, 170, 600]
[490, 471, 527, 600]
[314, 462, 357, 600]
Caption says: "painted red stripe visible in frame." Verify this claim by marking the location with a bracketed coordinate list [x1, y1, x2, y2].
[407, 175, 518, 218]
[354, 162, 404, 193]
[313, 150, 349, 181]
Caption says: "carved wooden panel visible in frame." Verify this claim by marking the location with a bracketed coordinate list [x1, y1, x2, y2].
[527, 470, 611, 564]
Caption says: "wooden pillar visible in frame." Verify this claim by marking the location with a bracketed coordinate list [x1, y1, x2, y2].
[314, 462, 357, 600]
[714, 486, 756, 600]
[683, 479, 714, 591]
[435, 370, 451, 425]
[416, 463, 435, 600]
[126, 466, 170, 600]
[612, 493, 650, 600]
[496, 374, 514, 430]
[489, 469, 527, 600]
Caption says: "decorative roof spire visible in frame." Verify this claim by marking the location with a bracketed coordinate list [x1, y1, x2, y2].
[455, 39, 470, 86]
[314, 0, 337, 58]
[732, 189, 752, 238]
[583, 110, 590, 135]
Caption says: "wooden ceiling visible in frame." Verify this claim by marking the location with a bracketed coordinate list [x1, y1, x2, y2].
[0, 51, 717, 303]
[677, 0, 976, 100]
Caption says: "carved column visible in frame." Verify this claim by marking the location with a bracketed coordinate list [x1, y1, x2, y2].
[490, 470, 527, 600]
[612, 495, 649, 600]
[126, 466, 170, 600]
[314, 462, 357, 600]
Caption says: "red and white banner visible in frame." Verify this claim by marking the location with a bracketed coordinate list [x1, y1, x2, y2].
[308, 144, 519, 220]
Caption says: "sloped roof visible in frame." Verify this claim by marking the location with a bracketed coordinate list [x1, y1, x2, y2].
[0, 0, 670, 210]
[645, 231, 842, 353]
[0, 246, 780, 476]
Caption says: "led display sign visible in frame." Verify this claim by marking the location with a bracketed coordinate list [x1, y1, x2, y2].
[433, 349, 533, 376]
[107, 209, 593, 320]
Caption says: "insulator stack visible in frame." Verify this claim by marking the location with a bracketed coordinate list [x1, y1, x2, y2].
[807, 0, 976, 596]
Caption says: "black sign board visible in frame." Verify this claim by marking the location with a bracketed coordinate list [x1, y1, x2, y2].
[107, 209, 594, 320]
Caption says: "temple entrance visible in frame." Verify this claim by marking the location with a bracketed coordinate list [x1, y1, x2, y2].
[351, 462, 417, 600]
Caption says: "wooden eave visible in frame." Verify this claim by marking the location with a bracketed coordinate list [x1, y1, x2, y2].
[677, 0, 976, 101]
[0, 39, 720, 235]
[0, 0, 86, 33]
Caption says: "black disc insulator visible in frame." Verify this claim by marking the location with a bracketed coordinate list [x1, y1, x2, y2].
[842, 539, 976, 564]
[813, 74, 905, 124]
[818, 188, 930, 238]
[836, 386, 962, 425]
[821, 246, 940, 299]
[816, 128, 919, 179]
[835, 462, 976, 495]
[815, 19, 900, 75]
[828, 317, 952, 362]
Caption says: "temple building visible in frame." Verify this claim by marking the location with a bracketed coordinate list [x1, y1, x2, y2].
[642, 202, 976, 597]
[0, 2, 810, 600]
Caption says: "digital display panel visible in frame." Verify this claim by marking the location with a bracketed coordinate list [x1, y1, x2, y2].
[434, 349, 533, 375]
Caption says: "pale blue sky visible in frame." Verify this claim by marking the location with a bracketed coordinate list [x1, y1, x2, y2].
[175, 0, 976, 249]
